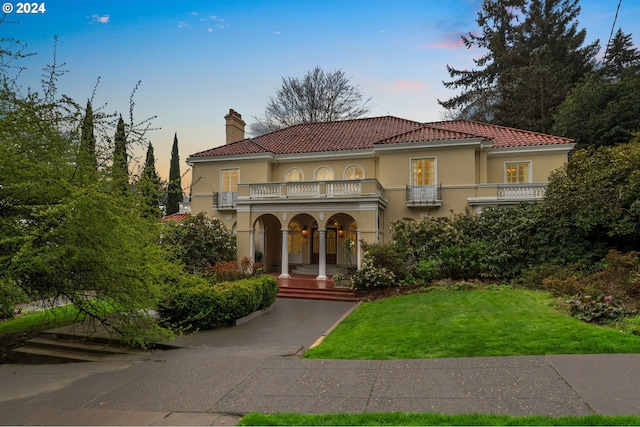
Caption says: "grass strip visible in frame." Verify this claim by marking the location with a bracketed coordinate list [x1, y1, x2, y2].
[238, 412, 640, 426]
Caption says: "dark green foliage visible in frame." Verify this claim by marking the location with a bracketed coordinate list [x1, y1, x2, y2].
[553, 71, 640, 149]
[139, 142, 161, 218]
[112, 115, 129, 194]
[77, 99, 97, 183]
[166, 133, 182, 216]
[161, 212, 236, 275]
[537, 141, 640, 265]
[603, 28, 640, 79]
[440, 0, 599, 134]
[158, 275, 278, 330]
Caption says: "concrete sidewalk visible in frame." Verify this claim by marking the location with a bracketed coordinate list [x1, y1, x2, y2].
[1, 298, 639, 426]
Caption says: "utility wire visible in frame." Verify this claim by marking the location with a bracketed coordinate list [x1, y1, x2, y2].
[603, 0, 623, 62]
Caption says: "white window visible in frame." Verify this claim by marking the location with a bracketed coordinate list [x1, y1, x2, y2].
[221, 168, 239, 192]
[505, 162, 531, 183]
[285, 168, 303, 182]
[314, 166, 334, 181]
[344, 164, 364, 180]
[411, 158, 435, 186]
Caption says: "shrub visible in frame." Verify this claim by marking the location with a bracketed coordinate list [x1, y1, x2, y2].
[566, 294, 634, 324]
[361, 241, 407, 280]
[415, 259, 438, 283]
[350, 255, 396, 290]
[158, 275, 278, 330]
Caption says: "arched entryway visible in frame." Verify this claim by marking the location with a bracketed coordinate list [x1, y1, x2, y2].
[252, 214, 282, 274]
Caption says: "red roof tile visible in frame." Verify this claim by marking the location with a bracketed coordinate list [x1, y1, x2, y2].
[190, 116, 573, 158]
[426, 120, 574, 148]
[161, 213, 191, 222]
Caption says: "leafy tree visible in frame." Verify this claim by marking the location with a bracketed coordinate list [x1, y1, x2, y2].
[0, 38, 175, 343]
[166, 133, 182, 216]
[439, 0, 599, 134]
[552, 71, 640, 149]
[162, 213, 236, 275]
[139, 142, 161, 218]
[112, 115, 129, 194]
[251, 66, 372, 134]
[535, 139, 640, 266]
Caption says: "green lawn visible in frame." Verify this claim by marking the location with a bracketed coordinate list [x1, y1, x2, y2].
[304, 289, 640, 359]
[238, 412, 640, 426]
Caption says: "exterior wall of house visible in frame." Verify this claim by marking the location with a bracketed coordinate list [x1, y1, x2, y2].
[188, 136, 571, 269]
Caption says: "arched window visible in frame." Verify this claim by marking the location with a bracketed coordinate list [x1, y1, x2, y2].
[314, 166, 334, 181]
[344, 165, 364, 180]
[286, 168, 304, 182]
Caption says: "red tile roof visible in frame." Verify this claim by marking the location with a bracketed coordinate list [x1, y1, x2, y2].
[161, 213, 191, 222]
[426, 120, 574, 148]
[190, 116, 573, 158]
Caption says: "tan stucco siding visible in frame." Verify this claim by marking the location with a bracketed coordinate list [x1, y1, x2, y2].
[486, 151, 569, 183]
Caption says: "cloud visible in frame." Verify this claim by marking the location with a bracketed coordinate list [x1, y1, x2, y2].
[273, 31, 282, 36]
[91, 14, 110, 24]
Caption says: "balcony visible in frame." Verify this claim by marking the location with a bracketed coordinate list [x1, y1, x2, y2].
[497, 183, 547, 200]
[236, 179, 384, 203]
[213, 191, 238, 209]
[406, 184, 442, 207]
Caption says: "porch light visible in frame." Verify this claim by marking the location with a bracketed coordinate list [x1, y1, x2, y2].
[338, 225, 345, 238]
[301, 226, 308, 239]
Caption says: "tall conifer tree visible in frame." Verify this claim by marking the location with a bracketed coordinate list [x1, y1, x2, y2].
[439, 0, 599, 134]
[77, 100, 97, 183]
[112, 115, 129, 195]
[140, 142, 161, 218]
[166, 133, 182, 216]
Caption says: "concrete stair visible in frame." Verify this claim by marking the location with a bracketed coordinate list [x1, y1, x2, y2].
[9, 330, 135, 364]
[291, 264, 347, 276]
[277, 286, 360, 302]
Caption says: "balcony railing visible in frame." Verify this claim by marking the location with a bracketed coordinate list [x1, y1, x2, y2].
[497, 183, 547, 199]
[237, 179, 383, 202]
[213, 191, 238, 209]
[406, 184, 442, 207]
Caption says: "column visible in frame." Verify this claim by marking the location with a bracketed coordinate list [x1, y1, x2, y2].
[279, 228, 290, 278]
[317, 228, 328, 280]
[356, 230, 362, 270]
[249, 228, 255, 263]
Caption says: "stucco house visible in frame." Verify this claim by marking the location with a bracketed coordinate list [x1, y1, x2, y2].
[187, 109, 574, 279]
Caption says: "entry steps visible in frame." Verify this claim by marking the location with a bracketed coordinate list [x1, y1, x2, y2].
[277, 286, 360, 302]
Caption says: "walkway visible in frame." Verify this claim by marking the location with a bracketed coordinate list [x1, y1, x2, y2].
[1, 298, 639, 426]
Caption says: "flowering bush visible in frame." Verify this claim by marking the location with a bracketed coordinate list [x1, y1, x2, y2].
[566, 294, 633, 324]
[350, 255, 396, 290]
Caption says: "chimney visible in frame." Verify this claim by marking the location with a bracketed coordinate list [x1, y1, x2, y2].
[225, 109, 246, 145]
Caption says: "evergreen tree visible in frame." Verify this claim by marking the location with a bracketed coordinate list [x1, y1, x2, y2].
[603, 28, 640, 79]
[439, 0, 599, 134]
[77, 99, 97, 183]
[553, 30, 640, 149]
[139, 142, 161, 218]
[112, 115, 129, 195]
[166, 132, 182, 216]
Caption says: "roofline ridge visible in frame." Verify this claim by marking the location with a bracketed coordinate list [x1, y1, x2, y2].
[427, 119, 573, 141]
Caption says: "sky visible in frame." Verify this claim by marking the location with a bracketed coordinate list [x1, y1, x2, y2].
[3, 0, 638, 186]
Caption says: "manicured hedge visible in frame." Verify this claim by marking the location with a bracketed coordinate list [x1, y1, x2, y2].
[159, 275, 278, 330]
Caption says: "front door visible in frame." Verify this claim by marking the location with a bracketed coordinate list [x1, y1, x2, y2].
[311, 227, 338, 264]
